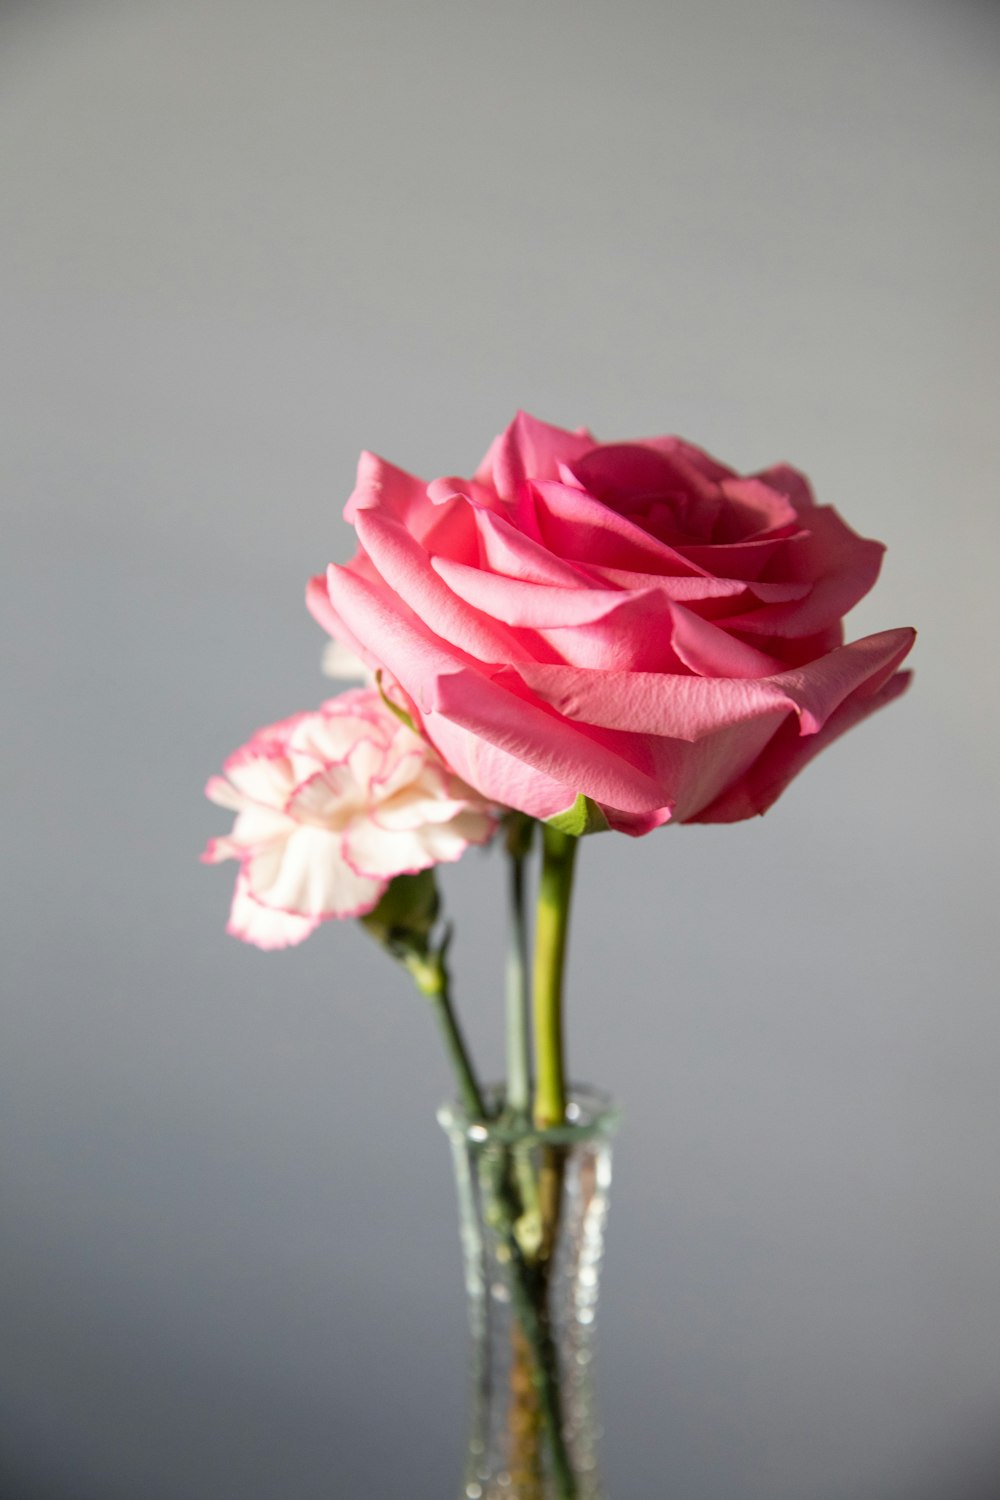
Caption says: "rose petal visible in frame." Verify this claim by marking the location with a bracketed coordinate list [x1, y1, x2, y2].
[429, 668, 668, 815]
[344, 450, 428, 524]
[715, 477, 799, 540]
[473, 505, 592, 587]
[532, 480, 707, 575]
[677, 531, 806, 583]
[355, 509, 531, 663]
[475, 411, 595, 501]
[669, 602, 788, 679]
[513, 628, 915, 741]
[753, 461, 817, 515]
[725, 508, 885, 639]
[688, 669, 914, 822]
[635, 434, 736, 484]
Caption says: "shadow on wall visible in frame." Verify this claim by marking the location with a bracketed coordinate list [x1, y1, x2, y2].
[902, 1423, 1000, 1500]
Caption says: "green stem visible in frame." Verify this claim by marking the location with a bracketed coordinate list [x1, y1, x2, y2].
[408, 944, 486, 1122]
[505, 839, 532, 1120]
[532, 827, 579, 1129]
[482, 1154, 577, 1499]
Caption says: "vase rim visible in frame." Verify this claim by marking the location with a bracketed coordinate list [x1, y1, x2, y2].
[437, 1082, 621, 1146]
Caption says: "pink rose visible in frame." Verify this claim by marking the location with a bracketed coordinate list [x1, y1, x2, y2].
[202, 688, 496, 949]
[308, 413, 914, 834]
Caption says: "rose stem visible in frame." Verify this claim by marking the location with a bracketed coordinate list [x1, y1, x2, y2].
[532, 825, 579, 1128]
[505, 816, 535, 1121]
[408, 938, 487, 1122]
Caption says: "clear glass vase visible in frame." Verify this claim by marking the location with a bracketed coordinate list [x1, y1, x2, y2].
[438, 1086, 620, 1500]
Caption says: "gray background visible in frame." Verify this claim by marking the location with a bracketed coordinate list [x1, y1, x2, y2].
[2, 2, 998, 1497]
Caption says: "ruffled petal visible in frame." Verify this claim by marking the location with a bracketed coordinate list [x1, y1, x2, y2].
[342, 819, 440, 879]
[227, 871, 321, 950]
[250, 826, 385, 919]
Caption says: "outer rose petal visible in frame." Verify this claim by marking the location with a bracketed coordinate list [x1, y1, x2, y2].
[344, 450, 428, 525]
[689, 670, 914, 823]
[512, 628, 915, 742]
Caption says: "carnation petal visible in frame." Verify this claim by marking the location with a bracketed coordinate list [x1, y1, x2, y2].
[251, 825, 385, 919]
[227, 871, 321, 950]
[204, 774, 245, 812]
[342, 820, 440, 879]
[321, 639, 371, 682]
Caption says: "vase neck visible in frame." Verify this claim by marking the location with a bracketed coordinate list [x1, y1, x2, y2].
[443, 1088, 617, 1500]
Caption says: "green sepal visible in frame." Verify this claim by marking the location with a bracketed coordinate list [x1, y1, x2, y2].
[545, 793, 610, 837]
[359, 869, 440, 962]
[375, 669, 417, 734]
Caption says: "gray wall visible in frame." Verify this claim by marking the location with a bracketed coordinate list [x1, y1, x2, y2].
[2, 3, 998, 1497]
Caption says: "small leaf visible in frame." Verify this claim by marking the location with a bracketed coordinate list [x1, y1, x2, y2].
[545, 793, 610, 837]
[375, 670, 417, 734]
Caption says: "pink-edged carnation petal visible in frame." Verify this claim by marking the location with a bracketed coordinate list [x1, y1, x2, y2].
[227, 871, 321, 951]
[203, 687, 497, 946]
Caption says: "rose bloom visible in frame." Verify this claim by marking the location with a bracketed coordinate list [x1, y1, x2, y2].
[203, 688, 496, 949]
[308, 413, 915, 834]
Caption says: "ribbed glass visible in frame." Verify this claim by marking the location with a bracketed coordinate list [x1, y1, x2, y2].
[439, 1087, 619, 1500]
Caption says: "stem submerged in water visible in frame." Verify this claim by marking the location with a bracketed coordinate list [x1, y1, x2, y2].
[479, 1150, 578, 1500]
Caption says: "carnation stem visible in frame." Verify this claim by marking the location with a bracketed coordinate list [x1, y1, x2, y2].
[505, 817, 534, 1121]
[408, 942, 487, 1123]
[532, 826, 579, 1129]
